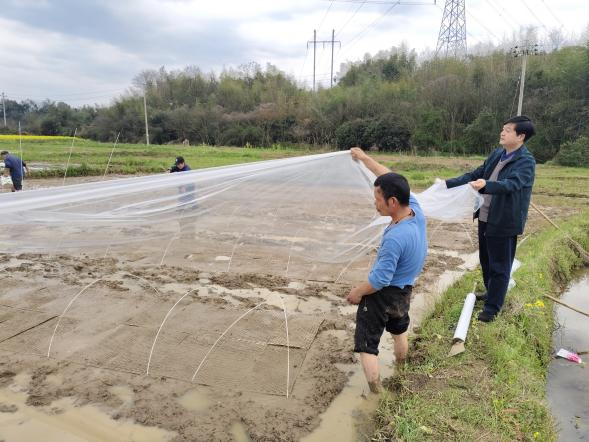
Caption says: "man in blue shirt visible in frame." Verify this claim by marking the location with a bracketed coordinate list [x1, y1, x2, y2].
[348, 148, 428, 393]
[445, 116, 536, 323]
[1, 150, 29, 192]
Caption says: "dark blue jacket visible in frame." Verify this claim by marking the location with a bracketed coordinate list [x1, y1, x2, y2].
[446, 146, 535, 237]
[3, 154, 26, 180]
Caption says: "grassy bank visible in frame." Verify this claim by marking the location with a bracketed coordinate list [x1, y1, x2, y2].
[371, 211, 589, 441]
[0, 137, 322, 177]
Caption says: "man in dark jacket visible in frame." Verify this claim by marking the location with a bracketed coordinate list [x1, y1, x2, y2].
[1, 150, 29, 192]
[446, 116, 536, 322]
[169, 156, 191, 173]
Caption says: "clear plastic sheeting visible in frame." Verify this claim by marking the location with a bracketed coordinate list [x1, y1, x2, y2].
[415, 180, 483, 222]
[0, 151, 480, 281]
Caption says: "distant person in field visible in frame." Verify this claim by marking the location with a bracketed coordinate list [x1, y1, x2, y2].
[347, 147, 428, 394]
[169, 156, 191, 173]
[1, 150, 29, 192]
[169, 156, 197, 237]
[445, 115, 536, 323]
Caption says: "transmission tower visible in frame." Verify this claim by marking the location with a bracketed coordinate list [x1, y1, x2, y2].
[435, 0, 467, 58]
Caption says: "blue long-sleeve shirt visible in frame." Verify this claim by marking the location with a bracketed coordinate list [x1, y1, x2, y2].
[368, 194, 428, 290]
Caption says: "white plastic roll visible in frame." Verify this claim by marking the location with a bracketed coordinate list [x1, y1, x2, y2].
[511, 259, 521, 275]
[508, 279, 516, 291]
[453, 292, 476, 343]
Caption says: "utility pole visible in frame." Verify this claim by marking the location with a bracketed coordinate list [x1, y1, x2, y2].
[1, 92, 6, 127]
[143, 90, 150, 146]
[511, 42, 541, 115]
[307, 30, 341, 91]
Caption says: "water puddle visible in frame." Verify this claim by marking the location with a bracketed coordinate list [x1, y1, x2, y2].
[547, 270, 589, 440]
[304, 251, 478, 441]
[177, 388, 211, 412]
[0, 386, 174, 442]
[230, 421, 251, 442]
[109, 385, 134, 406]
[302, 339, 395, 441]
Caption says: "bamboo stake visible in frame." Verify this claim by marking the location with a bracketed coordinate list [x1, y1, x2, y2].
[543, 293, 589, 318]
[530, 201, 589, 264]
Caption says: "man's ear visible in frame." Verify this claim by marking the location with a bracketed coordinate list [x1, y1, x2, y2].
[387, 196, 398, 208]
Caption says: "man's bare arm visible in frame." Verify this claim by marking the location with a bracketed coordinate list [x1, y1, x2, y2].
[350, 147, 390, 177]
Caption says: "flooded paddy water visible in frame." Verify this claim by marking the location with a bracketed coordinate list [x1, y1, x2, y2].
[547, 271, 589, 440]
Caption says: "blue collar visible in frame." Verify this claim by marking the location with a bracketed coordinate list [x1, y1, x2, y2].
[500, 148, 519, 162]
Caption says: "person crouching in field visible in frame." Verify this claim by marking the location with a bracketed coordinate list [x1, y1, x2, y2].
[1, 150, 29, 192]
[445, 116, 536, 323]
[347, 148, 427, 394]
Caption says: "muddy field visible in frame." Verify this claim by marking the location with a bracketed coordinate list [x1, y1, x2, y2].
[0, 176, 577, 442]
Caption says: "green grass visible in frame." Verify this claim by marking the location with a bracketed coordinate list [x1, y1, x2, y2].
[372, 153, 589, 207]
[0, 138, 326, 178]
[371, 211, 589, 442]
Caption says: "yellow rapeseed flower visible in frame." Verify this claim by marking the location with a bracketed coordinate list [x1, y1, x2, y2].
[0, 135, 73, 141]
[535, 300, 545, 308]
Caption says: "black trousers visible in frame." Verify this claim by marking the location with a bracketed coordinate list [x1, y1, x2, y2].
[478, 221, 517, 316]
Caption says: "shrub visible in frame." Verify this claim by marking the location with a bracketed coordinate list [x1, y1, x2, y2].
[367, 115, 412, 152]
[554, 136, 589, 167]
[335, 119, 371, 150]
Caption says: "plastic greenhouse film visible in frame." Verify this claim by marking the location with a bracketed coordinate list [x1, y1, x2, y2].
[0, 151, 481, 281]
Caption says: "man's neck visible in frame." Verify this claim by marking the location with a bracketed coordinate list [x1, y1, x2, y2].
[391, 206, 413, 224]
[504, 143, 524, 154]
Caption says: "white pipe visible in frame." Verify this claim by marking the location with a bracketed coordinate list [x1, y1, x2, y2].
[453, 292, 476, 343]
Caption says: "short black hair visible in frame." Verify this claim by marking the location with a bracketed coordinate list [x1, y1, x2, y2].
[374, 172, 410, 206]
[504, 115, 535, 141]
[175, 156, 185, 165]
[0, 151, 8, 156]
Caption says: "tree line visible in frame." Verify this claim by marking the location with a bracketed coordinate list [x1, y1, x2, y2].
[2, 40, 589, 164]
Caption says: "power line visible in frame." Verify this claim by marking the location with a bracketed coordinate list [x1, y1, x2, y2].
[519, 0, 550, 32]
[335, 1, 367, 38]
[484, 0, 519, 32]
[298, 46, 311, 85]
[540, 0, 564, 29]
[317, 0, 336, 34]
[338, 2, 400, 57]
[464, 7, 501, 42]
[328, 0, 436, 4]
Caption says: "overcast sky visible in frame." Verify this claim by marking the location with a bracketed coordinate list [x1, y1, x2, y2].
[0, 0, 587, 107]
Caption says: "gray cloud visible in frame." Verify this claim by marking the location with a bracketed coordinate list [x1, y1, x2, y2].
[0, 0, 586, 106]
